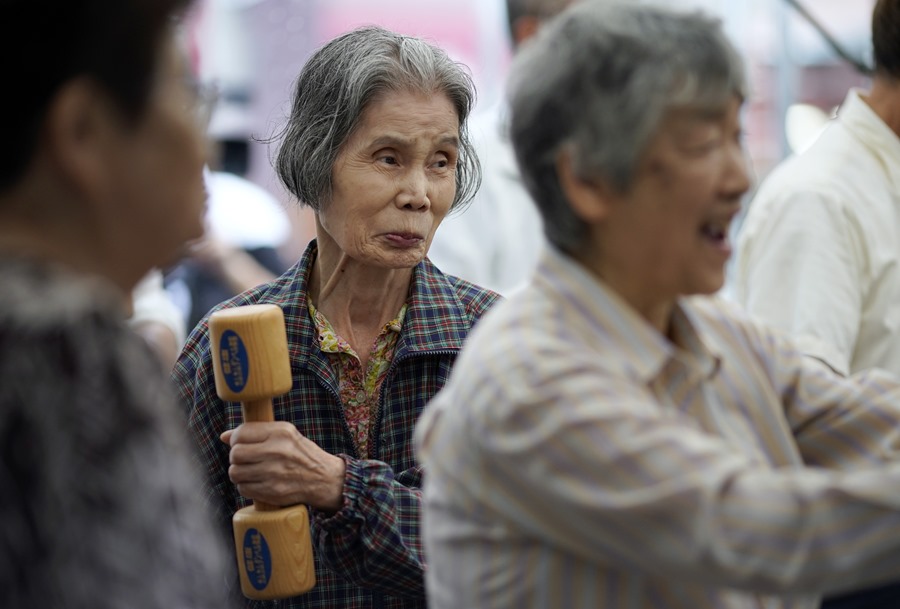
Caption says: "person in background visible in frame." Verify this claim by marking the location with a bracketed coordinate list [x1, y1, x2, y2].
[0, 0, 233, 607]
[417, 2, 900, 608]
[733, 2, 900, 606]
[733, 0, 900, 381]
[165, 93, 293, 332]
[173, 25, 500, 608]
[426, 0, 574, 294]
[129, 268, 188, 368]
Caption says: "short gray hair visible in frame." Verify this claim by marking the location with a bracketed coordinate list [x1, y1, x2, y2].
[274, 25, 481, 212]
[508, 1, 747, 252]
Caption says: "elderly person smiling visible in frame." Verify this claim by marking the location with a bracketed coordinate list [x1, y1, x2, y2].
[418, 2, 900, 608]
[173, 25, 500, 609]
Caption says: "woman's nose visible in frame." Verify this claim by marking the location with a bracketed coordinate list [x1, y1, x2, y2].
[396, 168, 430, 210]
[724, 141, 751, 200]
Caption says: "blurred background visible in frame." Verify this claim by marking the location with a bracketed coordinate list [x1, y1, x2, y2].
[185, 0, 877, 262]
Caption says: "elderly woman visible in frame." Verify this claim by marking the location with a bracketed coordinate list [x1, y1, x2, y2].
[173, 25, 500, 608]
[0, 0, 232, 607]
[418, 2, 900, 609]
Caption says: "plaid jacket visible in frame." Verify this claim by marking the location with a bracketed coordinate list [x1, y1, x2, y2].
[173, 241, 501, 609]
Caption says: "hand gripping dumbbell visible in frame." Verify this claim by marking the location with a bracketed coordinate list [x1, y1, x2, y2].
[209, 303, 316, 599]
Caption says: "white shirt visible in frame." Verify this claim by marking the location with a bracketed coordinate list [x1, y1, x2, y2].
[427, 103, 545, 295]
[203, 169, 291, 249]
[129, 268, 186, 344]
[732, 88, 900, 376]
[417, 246, 900, 609]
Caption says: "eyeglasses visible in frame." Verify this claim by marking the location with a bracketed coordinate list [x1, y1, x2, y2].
[184, 76, 220, 131]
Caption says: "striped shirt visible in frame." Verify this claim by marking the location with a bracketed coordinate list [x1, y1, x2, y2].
[417, 246, 900, 609]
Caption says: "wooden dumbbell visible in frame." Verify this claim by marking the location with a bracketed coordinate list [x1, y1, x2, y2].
[209, 303, 316, 599]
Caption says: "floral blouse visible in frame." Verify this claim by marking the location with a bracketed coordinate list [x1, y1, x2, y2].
[308, 299, 408, 458]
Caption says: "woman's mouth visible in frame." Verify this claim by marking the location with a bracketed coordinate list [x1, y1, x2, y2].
[384, 233, 424, 248]
[700, 220, 732, 254]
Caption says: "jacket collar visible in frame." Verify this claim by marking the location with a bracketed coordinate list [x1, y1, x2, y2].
[279, 241, 473, 370]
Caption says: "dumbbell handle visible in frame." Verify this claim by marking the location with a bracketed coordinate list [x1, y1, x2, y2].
[240, 398, 279, 512]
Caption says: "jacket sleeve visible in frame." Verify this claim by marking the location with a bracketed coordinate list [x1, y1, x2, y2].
[310, 456, 425, 598]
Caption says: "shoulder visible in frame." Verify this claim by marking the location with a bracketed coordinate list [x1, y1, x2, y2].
[739, 159, 862, 249]
[0, 256, 122, 331]
[0, 259, 165, 382]
[683, 294, 791, 363]
[0, 258, 170, 416]
[749, 115, 880, 214]
[417, 258, 503, 321]
[196, 247, 312, 323]
[442, 274, 503, 319]
[176, 258, 310, 366]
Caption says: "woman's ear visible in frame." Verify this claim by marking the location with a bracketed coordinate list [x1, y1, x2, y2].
[43, 77, 120, 203]
[555, 147, 612, 224]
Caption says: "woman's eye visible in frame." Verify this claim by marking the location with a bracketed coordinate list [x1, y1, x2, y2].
[685, 137, 722, 156]
[379, 155, 398, 165]
[432, 154, 453, 169]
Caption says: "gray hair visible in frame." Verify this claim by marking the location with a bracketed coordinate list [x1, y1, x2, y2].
[273, 25, 481, 212]
[507, 1, 747, 252]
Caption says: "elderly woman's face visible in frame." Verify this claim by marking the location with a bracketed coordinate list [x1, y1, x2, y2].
[590, 96, 750, 302]
[317, 89, 459, 269]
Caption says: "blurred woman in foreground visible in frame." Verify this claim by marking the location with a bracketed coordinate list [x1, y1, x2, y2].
[0, 0, 232, 607]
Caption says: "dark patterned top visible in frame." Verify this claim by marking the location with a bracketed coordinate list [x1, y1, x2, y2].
[173, 241, 501, 609]
[0, 256, 234, 609]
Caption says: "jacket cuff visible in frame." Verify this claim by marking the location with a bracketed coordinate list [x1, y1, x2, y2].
[311, 454, 361, 530]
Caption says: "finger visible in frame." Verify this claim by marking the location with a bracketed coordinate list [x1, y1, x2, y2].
[230, 421, 293, 444]
[233, 481, 287, 507]
[228, 441, 274, 466]
[232, 474, 304, 507]
[228, 462, 275, 484]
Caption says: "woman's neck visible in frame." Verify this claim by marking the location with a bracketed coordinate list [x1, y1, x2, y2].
[309, 247, 413, 340]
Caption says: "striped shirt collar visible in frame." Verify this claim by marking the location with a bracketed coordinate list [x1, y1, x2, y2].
[534, 245, 721, 383]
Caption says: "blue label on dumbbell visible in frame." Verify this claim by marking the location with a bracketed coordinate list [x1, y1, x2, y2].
[242, 528, 273, 590]
[218, 330, 249, 393]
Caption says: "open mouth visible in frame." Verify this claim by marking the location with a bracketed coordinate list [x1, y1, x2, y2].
[700, 221, 730, 246]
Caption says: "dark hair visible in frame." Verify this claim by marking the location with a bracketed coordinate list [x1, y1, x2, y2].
[872, 0, 900, 79]
[273, 25, 480, 212]
[1, 0, 192, 190]
[504, 0, 572, 47]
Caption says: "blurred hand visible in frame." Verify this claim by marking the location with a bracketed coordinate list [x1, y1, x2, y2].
[220, 422, 346, 513]
[187, 232, 234, 274]
[186, 231, 277, 293]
